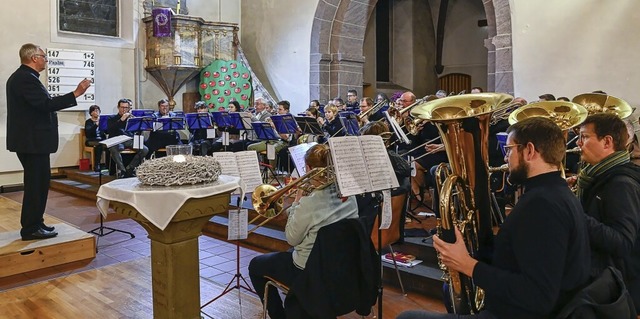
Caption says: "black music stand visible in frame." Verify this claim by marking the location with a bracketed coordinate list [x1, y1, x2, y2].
[212, 111, 234, 149]
[131, 109, 155, 117]
[157, 116, 186, 131]
[295, 116, 324, 136]
[201, 196, 256, 312]
[339, 112, 360, 136]
[230, 112, 254, 141]
[125, 116, 154, 150]
[186, 112, 213, 130]
[89, 144, 135, 252]
[271, 114, 298, 135]
[252, 122, 281, 185]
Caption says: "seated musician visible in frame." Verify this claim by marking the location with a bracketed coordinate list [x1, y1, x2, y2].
[398, 117, 590, 319]
[248, 144, 359, 319]
[247, 100, 291, 164]
[318, 103, 344, 142]
[145, 98, 182, 159]
[188, 101, 215, 156]
[106, 98, 149, 178]
[84, 104, 107, 168]
[358, 97, 384, 125]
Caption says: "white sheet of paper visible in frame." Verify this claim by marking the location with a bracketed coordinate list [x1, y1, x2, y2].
[267, 143, 276, 160]
[227, 208, 248, 240]
[206, 129, 216, 139]
[133, 134, 144, 149]
[380, 190, 392, 229]
[288, 142, 317, 176]
[222, 131, 229, 145]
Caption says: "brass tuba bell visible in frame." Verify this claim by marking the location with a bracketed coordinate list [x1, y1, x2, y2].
[411, 92, 514, 314]
[508, 101, 588, 131]
[571, 93, 633, 119]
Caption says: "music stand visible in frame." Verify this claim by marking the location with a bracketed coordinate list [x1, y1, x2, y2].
[125, 116, 154, 149]
[186, 112, 213, 130]
[230, 112, 254, 141]
[89, 143, 135, 252]
[295, 116, 324, 136]
[99, 114, 110, 132]
[252, 122, 281, 184]
[271, 114, 298, 135]
[131, 109, 155, 117]
[339, 111, 360, 136]
[157, 116, 186, 131]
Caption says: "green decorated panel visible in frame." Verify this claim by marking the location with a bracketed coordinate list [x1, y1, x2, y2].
[199, 60, 252, 111]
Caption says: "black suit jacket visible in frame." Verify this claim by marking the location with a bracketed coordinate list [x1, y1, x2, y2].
[6, 64, 77, 154]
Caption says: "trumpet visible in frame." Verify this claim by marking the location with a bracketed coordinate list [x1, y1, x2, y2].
[248, 167, 333, 233]
[400, 136, 442, 157]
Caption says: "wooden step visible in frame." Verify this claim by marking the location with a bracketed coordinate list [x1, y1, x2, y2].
[50, 179, 99, 201]
[0, 197, 96, 278]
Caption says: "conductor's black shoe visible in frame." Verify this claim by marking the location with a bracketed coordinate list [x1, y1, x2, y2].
[40, 223, 55, 232]
[22, 228, 58, 241]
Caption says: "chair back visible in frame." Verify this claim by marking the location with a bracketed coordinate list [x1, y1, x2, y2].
[286, 218, 378, 318]
[370, 193, 406, 250]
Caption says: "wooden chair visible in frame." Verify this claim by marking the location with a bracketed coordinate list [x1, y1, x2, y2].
[79, 128, 96, 169]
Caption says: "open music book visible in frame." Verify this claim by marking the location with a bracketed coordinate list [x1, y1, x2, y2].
[288, 142, 317, 176]
[211, 151, 263, 193]
[328, 135, 399, 197]
[99, 135, 133, 148]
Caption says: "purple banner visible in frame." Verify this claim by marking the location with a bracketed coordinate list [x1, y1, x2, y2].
[152, 8, 172, 37]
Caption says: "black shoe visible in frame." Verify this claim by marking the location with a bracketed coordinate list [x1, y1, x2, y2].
[22, 228, 58, 241]
[40, 223, 55, 232]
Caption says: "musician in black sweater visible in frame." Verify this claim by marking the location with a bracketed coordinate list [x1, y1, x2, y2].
[398, 117, 591, 319]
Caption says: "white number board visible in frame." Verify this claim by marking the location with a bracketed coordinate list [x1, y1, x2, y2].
[46, 48, 95, 111]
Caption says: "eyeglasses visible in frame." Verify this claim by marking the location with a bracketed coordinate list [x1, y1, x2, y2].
[502, 144, 522, 155]
[33, 54, 48, 61]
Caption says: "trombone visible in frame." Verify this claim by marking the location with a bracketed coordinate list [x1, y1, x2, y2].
[357, 100, 386, 122]
[248, 167, 333, 233]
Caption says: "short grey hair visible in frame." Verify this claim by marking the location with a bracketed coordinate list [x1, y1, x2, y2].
[20, 43, 41, 64]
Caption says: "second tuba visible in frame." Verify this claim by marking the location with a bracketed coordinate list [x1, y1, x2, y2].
[411, 93, 513, 314]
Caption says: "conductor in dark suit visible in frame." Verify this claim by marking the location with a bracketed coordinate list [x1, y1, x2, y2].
[6, 43, 91, 241]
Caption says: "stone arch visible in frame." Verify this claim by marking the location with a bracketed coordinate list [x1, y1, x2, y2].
[309, 0, 514, 101]
[482, 0, 514, 95]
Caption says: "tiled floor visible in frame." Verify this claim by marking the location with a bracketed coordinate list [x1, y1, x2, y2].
[0, 190, 260, 292]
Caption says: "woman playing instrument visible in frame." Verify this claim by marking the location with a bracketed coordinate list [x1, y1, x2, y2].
[248, 144, 359, 319]
[318, 103, 345, 142]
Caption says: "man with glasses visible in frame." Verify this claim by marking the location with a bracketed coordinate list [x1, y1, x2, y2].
[106, 98, 149, 178]
[345, 89, 359, 111]
[571, 113, 640, 314]
[398, 117, 591, 318]
[6, 43, 91, 240]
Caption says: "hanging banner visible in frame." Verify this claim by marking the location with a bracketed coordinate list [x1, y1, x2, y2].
[152, 8, 172, 37]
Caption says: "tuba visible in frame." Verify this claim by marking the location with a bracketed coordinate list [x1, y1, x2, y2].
[571, 93, 633, 119]
[508, 101, 588, 131]
[411, 93, 514, 314]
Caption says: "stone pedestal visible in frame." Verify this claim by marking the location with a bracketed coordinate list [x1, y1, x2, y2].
[111, 193, 231, 319]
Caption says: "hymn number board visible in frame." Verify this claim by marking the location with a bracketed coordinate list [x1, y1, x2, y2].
[46, 48, 95, 111]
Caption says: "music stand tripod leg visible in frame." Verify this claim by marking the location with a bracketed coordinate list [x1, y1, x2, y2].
[88, 167, 135, 252]
[201, 198, 256, 311]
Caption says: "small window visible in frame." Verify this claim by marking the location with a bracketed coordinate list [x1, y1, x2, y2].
[59, 0, 119, 37]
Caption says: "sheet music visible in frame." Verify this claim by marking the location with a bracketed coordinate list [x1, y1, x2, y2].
[360, 135, 399, 191]
[235, 151, 263, 193]
[211, 152, 240, 176]
[384, 111, 410, 145]
[288, 142, 317, 175]
[99, 135, 132, 148]
[380, 190, 392, 230]
[328, 136, 371, 197]
[227, 208, 248, 240]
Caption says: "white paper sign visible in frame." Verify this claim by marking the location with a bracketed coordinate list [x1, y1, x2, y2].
[380, 190, 392, 229]
[227, 208, 248, 240]
[133, 134, 144, 150]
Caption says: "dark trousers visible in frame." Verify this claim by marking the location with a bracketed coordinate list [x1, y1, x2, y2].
[16, 153, 51, 236]
[108, 139, 148, 174]
[248, 251, 303, 319]
[396, 310, 498, 319]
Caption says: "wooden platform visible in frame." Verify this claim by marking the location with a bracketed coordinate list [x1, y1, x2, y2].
[0, 197, 96, 278]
